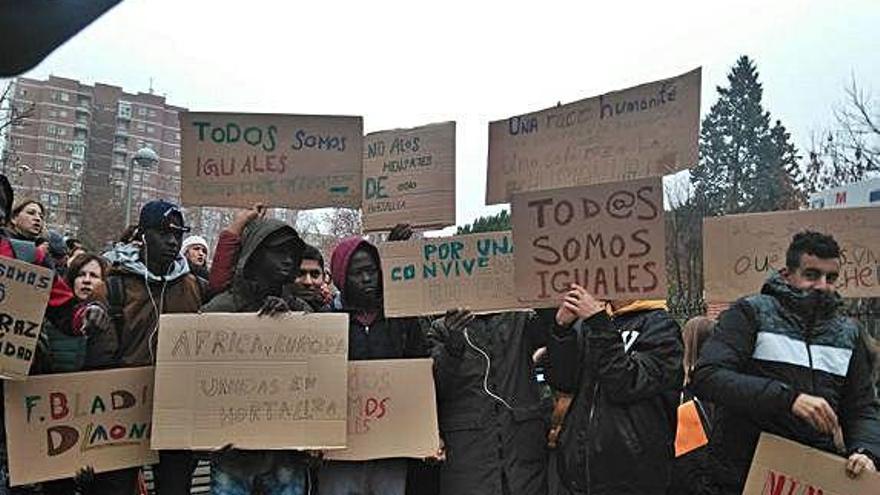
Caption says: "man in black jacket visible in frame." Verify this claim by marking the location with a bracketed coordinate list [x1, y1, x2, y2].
[694, 231, 880, 494]
[548, 284, 683, 495]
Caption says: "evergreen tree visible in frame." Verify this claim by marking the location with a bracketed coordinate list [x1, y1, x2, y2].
[691, 56, 803, 216]
[457, 210, 510, 235]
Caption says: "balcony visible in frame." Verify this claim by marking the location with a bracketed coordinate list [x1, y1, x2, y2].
[74, 119, 89, 130]
[113, 142, 129, 154]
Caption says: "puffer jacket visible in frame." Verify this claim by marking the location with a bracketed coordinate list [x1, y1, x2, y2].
[429, 310, 552, 495]
[548, 302, 683, 495]
[693, 272, 880, 493]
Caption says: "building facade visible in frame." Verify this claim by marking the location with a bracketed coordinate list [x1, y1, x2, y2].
[2, 76, 185, 246]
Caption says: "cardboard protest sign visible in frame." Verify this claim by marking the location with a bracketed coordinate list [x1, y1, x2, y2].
[3, 367, 157, 485]
[512, 177, 666, 307]
[180, 112, 363, 209]
[486, 68, 700, 204]
[742, 433, 880, 495]
[703, 207, 880, 302]
[363, 122, 456, 232]
[0, 257, 53, 380]
[325, 359, 439, 461]
[380, 231, 523, 317]
[151, 312, 349, 450]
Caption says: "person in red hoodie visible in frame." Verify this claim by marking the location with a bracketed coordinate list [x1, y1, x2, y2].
[318, 225, 431, 495]
[0, 174, 109, 494]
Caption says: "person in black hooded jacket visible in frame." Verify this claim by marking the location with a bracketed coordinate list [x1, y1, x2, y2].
[547, 283, 682, 495]
[693, 231, 880, 495]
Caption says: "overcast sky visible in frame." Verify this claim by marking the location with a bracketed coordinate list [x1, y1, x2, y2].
[12, 0, 880, 231]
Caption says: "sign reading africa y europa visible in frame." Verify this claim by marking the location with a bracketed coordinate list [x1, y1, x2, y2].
[180, 112, 363, 209]
[325, 359, 439, 461]
[486, 68, 700, 204]
[3, 367, 157, 485]
[704, 207, 880, 302]
[363, 122, 456, 232]
[0, 256, 53, 380]
[512, 177, 666, 307]
[151, 313, 349, 450]
[380, 231, 521, 317]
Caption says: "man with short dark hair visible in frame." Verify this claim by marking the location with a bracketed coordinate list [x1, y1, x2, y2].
[694, 230, 880, 494]
[287, 243, 331, 311]
[102, 199, 204, 495]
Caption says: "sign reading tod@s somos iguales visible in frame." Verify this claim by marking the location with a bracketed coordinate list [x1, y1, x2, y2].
[151, 312, 349, 450]
[362, 121, 456, 232]
[512, 177, 666, 307]
[486, 68, 700, 204]
[0, 256, 53, 380]
[179, 112, 363, 209]
[3, 366, 158, 486]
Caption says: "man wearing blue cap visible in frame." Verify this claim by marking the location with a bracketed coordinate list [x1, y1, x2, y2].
[102, 199, 204, 495]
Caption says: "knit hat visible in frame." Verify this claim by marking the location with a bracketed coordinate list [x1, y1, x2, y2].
[180, 235, 209, 256]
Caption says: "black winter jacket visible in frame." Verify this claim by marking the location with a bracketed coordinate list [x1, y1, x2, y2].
[693, 273, 880, 493]
[548, 308, 683, 495]
[429, 310, 551, 495]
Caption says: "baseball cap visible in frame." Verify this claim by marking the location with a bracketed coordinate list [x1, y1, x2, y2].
[139, 199, 190, 233]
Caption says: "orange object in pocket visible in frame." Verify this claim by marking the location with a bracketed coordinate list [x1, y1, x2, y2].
[675, 400, 708, 457]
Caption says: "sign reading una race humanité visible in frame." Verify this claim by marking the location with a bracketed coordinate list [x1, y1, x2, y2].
[362, 122, 456, 232]
[151, 313, 349, 451]
[3, 367, 157, 486]
[0, 256, 53, 380]
[512, 177, 666, 307]
[486, 68, 700, 204]
[179, 112, 363, 209]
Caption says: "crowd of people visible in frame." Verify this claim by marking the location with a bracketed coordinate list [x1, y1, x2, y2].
[0, 170, 878, 495]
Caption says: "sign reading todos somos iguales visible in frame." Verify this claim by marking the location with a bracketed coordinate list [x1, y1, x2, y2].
[3, 367, 158, 486]
[0, 256, 53, 380]
[512, 177, 666, 307]
[362, 121, 456, 232]
[486, 68, 700, 204]
[179, 112, 363, 209]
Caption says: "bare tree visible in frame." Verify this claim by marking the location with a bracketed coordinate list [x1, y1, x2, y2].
[0, 80, 36, 174]
[805, 78, 880, 194]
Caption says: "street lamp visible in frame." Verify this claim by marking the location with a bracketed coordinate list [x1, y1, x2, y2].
[125, 147, 159, 226]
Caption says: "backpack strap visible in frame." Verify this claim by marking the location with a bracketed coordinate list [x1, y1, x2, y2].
[105, 275, 127, 360]
[8, 238, 38, 264]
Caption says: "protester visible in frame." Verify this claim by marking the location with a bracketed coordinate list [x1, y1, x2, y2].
[429, 308, 552, 495]
[284, 243, 332, 311]
[102, 199, 204, 495]
[0, 175, 109, 495]
[693, 231, 880, 494]
[43, 230, 68, 276]
[201, 217, 311, 494]
[548, 286, 683, 495]
[669, 316, 716, 495]
[7, 199, 44, 240]
[208, 203, 266, 296]
[319, 223, 430, 495]
[180, 234, 210, 280]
